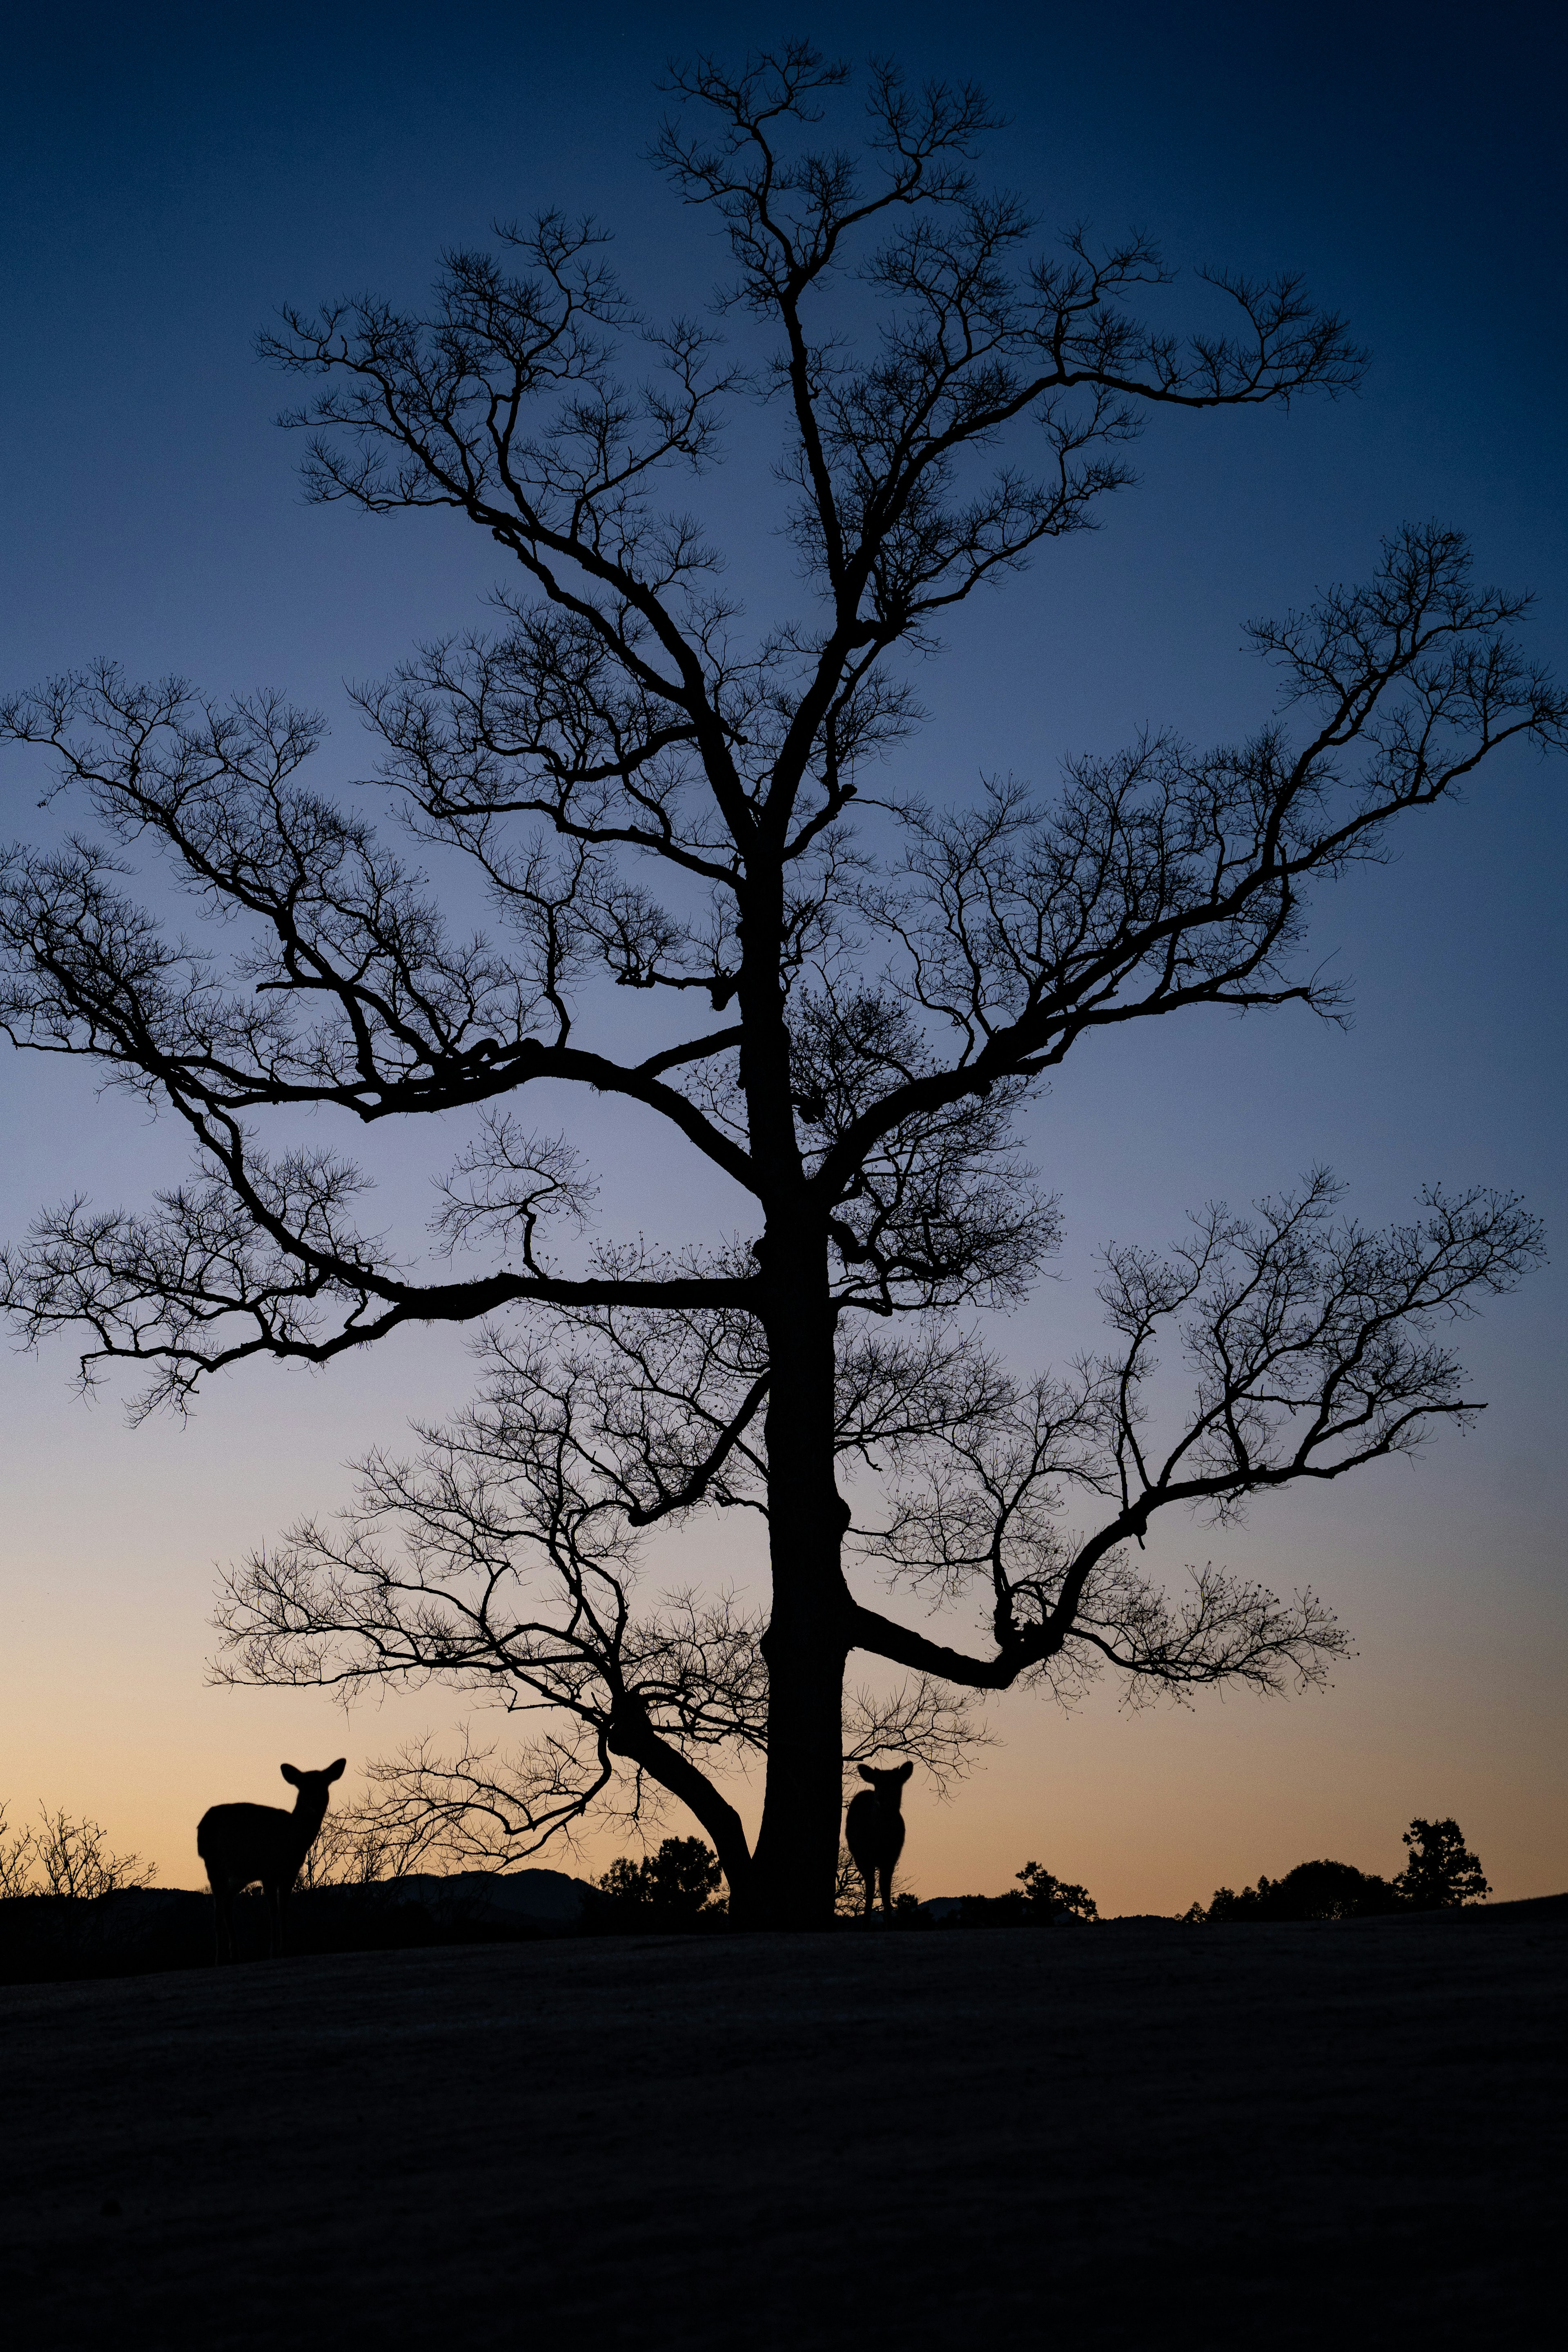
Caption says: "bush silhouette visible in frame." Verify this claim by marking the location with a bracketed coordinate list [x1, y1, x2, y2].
[1200, 1859, 1401, 1922]
[1188, 1817, 1490, 1921]
[595, 1837, 725, 1927]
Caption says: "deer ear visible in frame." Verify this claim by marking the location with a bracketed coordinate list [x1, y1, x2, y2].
[325, 1759, 347, 1783]
[858, 1764, 877, 1784]
[280, 1764, 302, 1788]
[898, 1761, 914, 1783]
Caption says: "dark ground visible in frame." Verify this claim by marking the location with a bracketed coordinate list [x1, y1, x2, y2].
[3, 1907, 1561, 2349]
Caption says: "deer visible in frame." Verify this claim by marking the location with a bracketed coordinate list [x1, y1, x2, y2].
[196, 1759, 346, 1962]
[845, 1760, 914, 1917]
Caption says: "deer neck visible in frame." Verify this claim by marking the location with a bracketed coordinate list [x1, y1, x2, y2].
[289, 1790, 329, 1851]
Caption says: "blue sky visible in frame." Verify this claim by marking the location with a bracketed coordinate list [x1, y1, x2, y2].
[2, 1, 1564, 1904]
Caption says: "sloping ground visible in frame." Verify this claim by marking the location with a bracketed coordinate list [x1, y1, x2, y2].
[3, 1911, 1561, 2349]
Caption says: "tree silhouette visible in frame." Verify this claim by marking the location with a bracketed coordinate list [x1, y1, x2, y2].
[1017, 1861, 1098, 1921]
[1394, 1817, 1490, 1909]
[596, 1835, 726, 1925]
[1, 47, 1559, 1925]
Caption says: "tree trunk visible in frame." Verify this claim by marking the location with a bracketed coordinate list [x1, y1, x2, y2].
[746, 1263, 851, 1929]
[605, 1700, 755, 1911]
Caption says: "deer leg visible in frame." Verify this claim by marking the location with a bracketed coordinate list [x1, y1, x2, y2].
[206, 1867, 228, 1964]
[861, 1867, 875, 1917]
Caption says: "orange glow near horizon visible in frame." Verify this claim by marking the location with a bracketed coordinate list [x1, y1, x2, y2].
[2, 1347, 1561, 1913]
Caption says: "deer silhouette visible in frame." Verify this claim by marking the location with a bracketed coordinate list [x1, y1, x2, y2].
[197, 1759, 346, 1962]
[845, 1760, 913, 1916]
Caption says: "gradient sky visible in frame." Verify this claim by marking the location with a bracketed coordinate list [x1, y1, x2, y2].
[2, 0, 1564, 1911]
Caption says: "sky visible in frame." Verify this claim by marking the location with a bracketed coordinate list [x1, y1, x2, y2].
[1, 0, 1564, 1911]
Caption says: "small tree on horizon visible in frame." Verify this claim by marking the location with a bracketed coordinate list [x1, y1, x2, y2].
[1394, 1817, 1491, 1910]
[1018, 1861, 1098, 1921]
[1, 47, 1559, 1926]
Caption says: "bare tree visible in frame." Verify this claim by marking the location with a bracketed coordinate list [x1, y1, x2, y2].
[215, 1333, 987, 1895]
[0, 47, 1559, 1923]
[213, 1167, 1536, 1893]
[0, 1804, 35, 1899]
[0, 1803, 154, 1899]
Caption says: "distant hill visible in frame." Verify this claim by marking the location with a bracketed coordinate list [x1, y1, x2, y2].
[0, 1866, 599, 1984]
